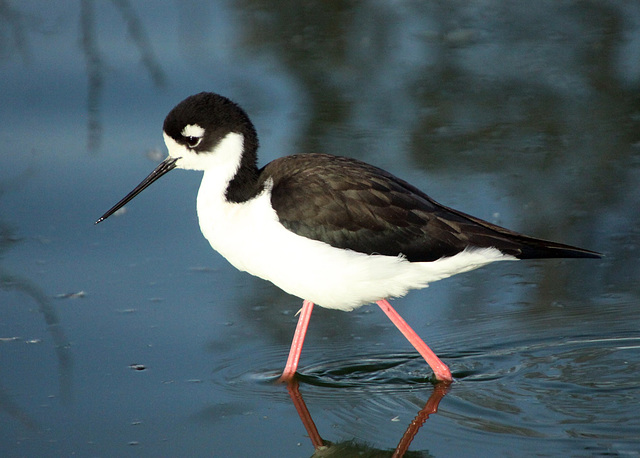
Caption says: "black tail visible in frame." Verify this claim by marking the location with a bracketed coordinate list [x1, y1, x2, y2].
[432, 201, 602, 260]
[505, 236, 602, 260]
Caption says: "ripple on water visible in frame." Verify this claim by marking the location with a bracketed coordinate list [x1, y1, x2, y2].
[210, 333, 640, 448]
[213, 346, 442, 395]
[443, 334, 640, 445]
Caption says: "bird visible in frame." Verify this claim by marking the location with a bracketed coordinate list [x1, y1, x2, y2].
[96, 92, 601, 383]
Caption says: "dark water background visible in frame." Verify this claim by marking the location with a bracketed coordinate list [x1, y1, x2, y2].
[1, 1, 639, 456]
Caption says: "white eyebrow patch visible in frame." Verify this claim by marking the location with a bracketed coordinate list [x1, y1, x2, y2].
[182, 123, 205, 138]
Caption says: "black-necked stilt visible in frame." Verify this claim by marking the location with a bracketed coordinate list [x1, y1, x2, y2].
[96, 92, 601, 383]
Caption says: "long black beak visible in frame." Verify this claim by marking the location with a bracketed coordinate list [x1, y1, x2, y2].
[95, 156, 179, 224]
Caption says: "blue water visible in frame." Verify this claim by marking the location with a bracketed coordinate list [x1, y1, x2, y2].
[1, 1, 639, 456]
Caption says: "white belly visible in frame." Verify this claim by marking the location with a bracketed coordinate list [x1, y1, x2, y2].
[196, 174, 516, 311]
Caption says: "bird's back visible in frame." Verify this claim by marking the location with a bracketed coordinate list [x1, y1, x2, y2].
[260, 154, 600, 262]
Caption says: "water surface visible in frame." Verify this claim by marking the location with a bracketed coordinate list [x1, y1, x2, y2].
[1, 1, 638, 456]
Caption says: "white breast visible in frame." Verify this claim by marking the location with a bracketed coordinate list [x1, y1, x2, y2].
[196, 170, 516, 311]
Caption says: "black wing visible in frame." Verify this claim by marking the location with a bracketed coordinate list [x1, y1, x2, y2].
[262, 154, 600, 262]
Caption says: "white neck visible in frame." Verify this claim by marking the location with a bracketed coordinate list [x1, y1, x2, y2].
[193, 132, 251, 246]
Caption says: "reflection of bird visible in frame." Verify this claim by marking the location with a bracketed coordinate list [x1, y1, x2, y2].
[286, 378, 449, 455]
[96, 92, 601, 383]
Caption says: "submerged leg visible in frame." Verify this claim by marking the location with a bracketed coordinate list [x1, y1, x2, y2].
[280, 299, 315, 382]
[376, 299, 452, 382]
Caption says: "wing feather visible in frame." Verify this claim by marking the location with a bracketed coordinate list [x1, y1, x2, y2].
[260, 154, 600, 261]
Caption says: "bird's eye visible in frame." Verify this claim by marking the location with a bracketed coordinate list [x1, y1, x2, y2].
[185, 136, 202, 148]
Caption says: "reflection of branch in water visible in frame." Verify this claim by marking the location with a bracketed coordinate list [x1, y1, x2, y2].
[0, 177, 74, 411]
[79, 0, 166, 151]
[79, 0, 103, 152]
[0, 0, 31, 63]
[0, 268, 74, 405]
[0, 385, 39, 431]
[111, 0, 166, 87]
[286, 379, 449, 456]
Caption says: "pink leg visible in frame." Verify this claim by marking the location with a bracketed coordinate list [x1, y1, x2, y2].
[280, 299, 314, 382]
[376, 299, 452, 382]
